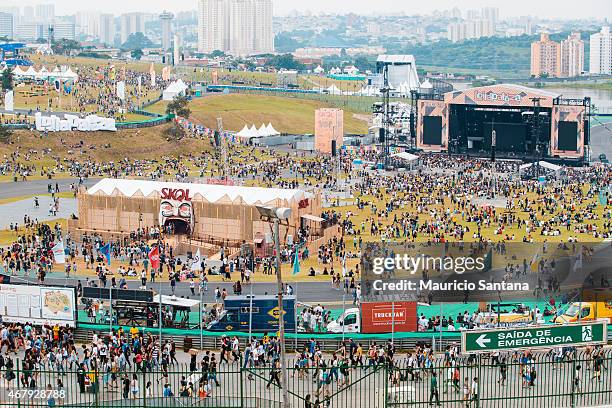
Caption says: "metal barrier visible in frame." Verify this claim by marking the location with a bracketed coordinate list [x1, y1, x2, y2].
[0, 351, 609, 407]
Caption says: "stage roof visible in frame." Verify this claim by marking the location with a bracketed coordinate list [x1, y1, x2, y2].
[444, 84, 561, 108]
[87, 178, 313, 205]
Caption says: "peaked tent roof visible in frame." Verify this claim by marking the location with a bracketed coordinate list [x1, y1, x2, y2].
[266, 123, 280, 135]
[87, 178, 313, 205]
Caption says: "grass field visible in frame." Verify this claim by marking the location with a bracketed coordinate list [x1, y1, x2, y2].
[149, 94, 369, 134]
[0, 124, 213, 182]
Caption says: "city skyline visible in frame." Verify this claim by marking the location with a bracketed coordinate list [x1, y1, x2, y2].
[0, 0, 609, 20]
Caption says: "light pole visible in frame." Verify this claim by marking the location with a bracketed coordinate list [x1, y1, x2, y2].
[256, 205, 292, 408]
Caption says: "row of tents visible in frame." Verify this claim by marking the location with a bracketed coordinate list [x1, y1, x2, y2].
[236, 123, 280, 139]
[1, 65, 79, 81]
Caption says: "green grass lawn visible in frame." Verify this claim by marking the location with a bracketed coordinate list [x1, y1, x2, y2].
[150, 93, 369, 134]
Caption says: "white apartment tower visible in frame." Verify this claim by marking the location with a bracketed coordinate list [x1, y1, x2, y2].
[590, 26, 612, 75]
[120, 12, 145, 44]
[99, 14, 115, 46]
[198, 0, 228, 53]
[253, 0, 273, 54]
[560, 32, 584, 77]
[198, 0, 273, 55]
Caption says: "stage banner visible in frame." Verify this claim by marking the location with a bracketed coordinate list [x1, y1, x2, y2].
[116, 81, 126, 100]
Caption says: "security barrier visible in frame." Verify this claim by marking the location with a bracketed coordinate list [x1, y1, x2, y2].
[0, 350, 609, 407]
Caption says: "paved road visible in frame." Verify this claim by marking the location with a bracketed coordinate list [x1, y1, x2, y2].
[0, 177, 99, 199]
[8, 274, 349, 304]
[0, 196, 77, 229]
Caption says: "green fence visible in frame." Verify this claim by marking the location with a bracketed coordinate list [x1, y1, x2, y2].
[1, 350, 609, 407]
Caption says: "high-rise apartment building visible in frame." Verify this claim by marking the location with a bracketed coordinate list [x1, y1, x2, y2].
[35, 4, 54, 23]
[23, 6, 35, 23]
[253, 0, 273, 54]
[0, 12, 13, 39]
[198, 0, 227, 53]
[447, 19, 494, 42]
[76, 11, 100, 38]
[530, 33, 561, 77]
[560, 32, 584, 77]
[99, 14, 115, 46]
[481, 7, 499, 23]
[590, 26, 612, 75]
[120, 12, 145, 44]
[159, 11, 174, 51]
[198, 0, 273, 55]
[51, 22, 76, 41]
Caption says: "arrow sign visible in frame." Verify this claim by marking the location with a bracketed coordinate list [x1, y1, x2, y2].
[475, 334, 491, 348]
[462, 320, 607, 354]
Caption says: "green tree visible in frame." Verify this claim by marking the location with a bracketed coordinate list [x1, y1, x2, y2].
[1, 69, 13, 91]
[131, 49, 144, 60]
[166, 95, 191, 118]
[121, 32, 153, 50]
[265, 54, 305, 71]
[0, 125, 12, 144]
[51, 39, 82, 55]
[210, 50, 226, 58]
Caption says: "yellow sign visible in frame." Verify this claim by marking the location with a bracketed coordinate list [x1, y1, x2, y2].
[268, 307, 286, 319]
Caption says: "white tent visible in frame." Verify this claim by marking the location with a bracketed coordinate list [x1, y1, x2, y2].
[392, 152, 419, 162]
[327, 84, 342, 95]
[12, 66, 26, 76]
[35, 66, 50, 80]
[313, 65, 324, 74]
[60, 67, 78, 81]
[257, 123, 269, 137]
[248, 124, 259, 136]
[23, 66, 37, 77]
[88, 178, 314, 206]
[162, 79, 189, 101]
[237, 125, 250, 137]
[266, 123, 280, 136]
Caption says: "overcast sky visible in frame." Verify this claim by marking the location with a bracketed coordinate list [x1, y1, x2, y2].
[5, 0, 611, 20]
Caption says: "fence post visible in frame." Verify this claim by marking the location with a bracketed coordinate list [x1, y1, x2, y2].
[477, 355, 482, 408]
[240, 361, 245, 407]
[383, 362, 388, 408]
[94, 365, 99, 408]
[570, 353, 577, 408]
[142, 366, 147, 408]
[16, 359, 20, 408]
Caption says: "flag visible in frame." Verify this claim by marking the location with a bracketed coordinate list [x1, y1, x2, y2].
[53, 78, 61, 92]
[100, 243, 111, 265]
[4, 90, 13, 112]
[52, 241, 66, 264]
[191, 249, 202, 271]
[341, 252, 347, 277]
[116, 81, 125, 100]
[150, 63, 156, 86]
[149, 245, 160, 270]
[137, 76, 142, 94]
[109, 65, 116, 81]
[63, 83, 72, 95]
[292, 247, 300, 275]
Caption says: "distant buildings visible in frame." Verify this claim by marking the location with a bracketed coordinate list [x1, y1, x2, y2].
[120, 12, 145, 44]
[0, 12, 13, 39]
[51, 22, 76, 41]
[590, 26, 612, 75]
[197, 0, 273, 56]
[35, 4, 54, 23]
[99, 14, 116, 46]
[530, 33, 560, 77]
[159, 11, 174, 51]
[447, 19, 495, 42]
[530, 32, 585, 78]
[560, 32, 584, 77]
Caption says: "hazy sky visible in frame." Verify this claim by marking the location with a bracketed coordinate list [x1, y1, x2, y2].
[5, 0, 611, 19]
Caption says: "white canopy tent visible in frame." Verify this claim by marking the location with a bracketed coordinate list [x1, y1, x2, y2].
[60, 67, 79, 81]
[391, 152, 420, 169]
[257, 123, 268, 137]
[87, 178, 314, 205]
[35, 66, 50, 80]
[327, 84, 342, 95]
[162, 79, 188, 101]
[519, 161, 562, 178]
[266, 123, 280, 136]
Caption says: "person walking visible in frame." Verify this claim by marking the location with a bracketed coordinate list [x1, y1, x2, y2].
[429, 371, 441, 406]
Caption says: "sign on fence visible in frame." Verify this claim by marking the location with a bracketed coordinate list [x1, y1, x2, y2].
[462, 320, 608, 353]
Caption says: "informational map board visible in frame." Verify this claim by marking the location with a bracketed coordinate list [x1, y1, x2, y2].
[0, 284, 76, 327]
